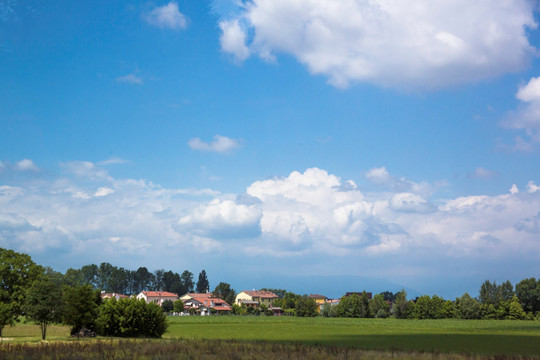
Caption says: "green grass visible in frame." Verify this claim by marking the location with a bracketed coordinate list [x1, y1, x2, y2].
[2, 323, 70, 342]
[164, 316, 540, 356]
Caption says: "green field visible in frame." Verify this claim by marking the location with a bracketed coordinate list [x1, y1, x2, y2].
[2, 317, 540, 358]
[165, 316, 540, 356]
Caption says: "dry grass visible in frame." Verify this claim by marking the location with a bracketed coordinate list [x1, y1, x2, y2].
[1, 339, 539, 360]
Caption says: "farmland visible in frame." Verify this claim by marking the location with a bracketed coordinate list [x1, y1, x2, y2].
[1, 317, 540, 359]
[165, 316, 540, 356]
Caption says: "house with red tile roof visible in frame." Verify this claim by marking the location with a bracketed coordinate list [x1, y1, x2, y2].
[235, 290, 279, 308]
[136, 291, 178, 306]
[309, 294, 328, 313]
[180, 293, 232, 315]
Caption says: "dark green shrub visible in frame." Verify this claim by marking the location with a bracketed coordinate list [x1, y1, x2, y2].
[97, 298, 168, 338]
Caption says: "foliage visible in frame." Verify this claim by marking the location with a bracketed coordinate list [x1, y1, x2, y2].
[456, 293, 481, 319]
[515, 277, 540, 314]
[180, 271, 194, 293]
[369, 294, 389, 318]
[213, 282, 236, 305]
[295, 297, 317, 317]
[196, 270, 210, 294]
[391, 290, 409, 319]
[337, 294, 364, 318]
[97, 298, 168, 338]
[173, 299, 184, 313]
[161, 300, 174, 313]
[23, 277, 64, 340]
[0, 248, 43, 337]
[62, 285, 101, 334]
[413, 295, 447, 319]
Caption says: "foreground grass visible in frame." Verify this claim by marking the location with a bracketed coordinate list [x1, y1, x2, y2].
[2, 317, 540, 358]
[1, 339, 539, 360]
[165, 316, 540, 356]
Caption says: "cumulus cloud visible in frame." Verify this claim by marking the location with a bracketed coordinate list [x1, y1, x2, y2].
[504, 77, 540, 150]
[2, 161, 540, 289]
[144, 2, 188, 30]
[178, 199, 261, 239]
[188, 135, 241, 153]
[219, 20, 251, 62]
[217, 0, 536, 89]
[15, 159, 38, 171]
[365, 167, 433, 195]
[116, 74, 143, 85]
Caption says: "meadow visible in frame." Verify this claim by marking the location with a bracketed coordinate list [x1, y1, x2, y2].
[165, 316, 540, 356]
[1, 317, 540, 359]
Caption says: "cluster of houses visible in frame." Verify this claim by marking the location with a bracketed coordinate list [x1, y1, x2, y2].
[101, 290, 373, 316]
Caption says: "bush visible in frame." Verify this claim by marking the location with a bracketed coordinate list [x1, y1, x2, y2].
[97, 298, 168, 338]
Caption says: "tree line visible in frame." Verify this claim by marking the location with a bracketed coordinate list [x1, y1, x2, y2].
[1, 247, 539, 340]
[62, 263, 211, 296]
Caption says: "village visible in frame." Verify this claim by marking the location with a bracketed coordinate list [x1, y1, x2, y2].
[100, 290, 372, 316]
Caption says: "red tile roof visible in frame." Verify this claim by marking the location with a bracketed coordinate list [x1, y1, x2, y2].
[242, 290, 278, 299]
[309, 294, 327, 299]
[185, 293, 231, 308]
[141, 291, 178, 298]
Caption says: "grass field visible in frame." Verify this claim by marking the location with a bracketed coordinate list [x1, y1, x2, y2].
[1, 317, 540, 359]
[165, 316, 540, 356]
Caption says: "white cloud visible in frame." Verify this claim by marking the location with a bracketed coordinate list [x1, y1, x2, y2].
[509, 184, 519, 195]
[144, 2, 187, 30]
[219, 20, 250, 62]
[15, 159, 38, 171]
[218, 0, 536, 89]
[116, 74, 143, 85]
[527, 181, 540, 193]
[474, 167, 497, 179]
[504, 77, 540, 149]
[2, 162, 539, 292]
[188, 135, 241, 153]
[94, 187, 115, 197]
[178, 199, 261, 239]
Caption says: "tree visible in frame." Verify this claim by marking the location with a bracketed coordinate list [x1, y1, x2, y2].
[456, 293, 481, 319]
[370, 294, 390, 318]
[153, 269, 165, 291]
[337, 294, 362, 317]
[499, 280, 514, 303]
[391, 290, 409, 319]
[173, 299, 184, 313]
[295, 297, 317, 317]
[507, 296, 526, 320]
[180, 271, 194, 293]
[196, 270, 209, 293]
[134, 267, 154, 294]
[162, 300, 174, 313]
[0, 248, 43, 337]
[213, 282, 236, 305]
[23, 277, 64, 340]
[479, 280, 499, 306]
[516, 278, 540, 313]
[63, 285, 101, 335]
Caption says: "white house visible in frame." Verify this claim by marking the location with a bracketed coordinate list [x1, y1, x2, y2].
[136, 291, 178, 306]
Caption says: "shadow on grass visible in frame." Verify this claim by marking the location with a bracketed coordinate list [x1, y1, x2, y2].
[271, 333, 540, 356]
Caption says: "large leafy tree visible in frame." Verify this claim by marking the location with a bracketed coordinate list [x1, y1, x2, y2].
[295, 297, 317, 317]
[515, 277, 540, 313]
[23, 277, 64, 340]
[63, 285, 101, 334]
[0, 248, 43, 337]
[213, 282, 236, 305]
[196, 270, 209, 293]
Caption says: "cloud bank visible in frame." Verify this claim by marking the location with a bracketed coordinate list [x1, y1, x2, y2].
[218, 0, 536, 89]
[1, 161, 539, 294]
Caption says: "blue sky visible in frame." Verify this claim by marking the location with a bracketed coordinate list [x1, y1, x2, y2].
[1, 0, 540, 299]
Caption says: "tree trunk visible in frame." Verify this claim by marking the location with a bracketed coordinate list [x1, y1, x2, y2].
[41, 322, 47, 340]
